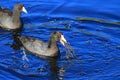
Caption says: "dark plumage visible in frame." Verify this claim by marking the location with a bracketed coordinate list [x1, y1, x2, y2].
[0, 3, 27, 30]
[18, 31, 67, 57]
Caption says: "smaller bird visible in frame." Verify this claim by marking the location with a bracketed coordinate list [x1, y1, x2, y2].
[0, 3, 27, 30]
[18, 31, 67, 58]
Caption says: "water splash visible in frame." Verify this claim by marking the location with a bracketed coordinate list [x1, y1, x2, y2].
[21, 48, 29, 62]
[64, 42, 76, 60]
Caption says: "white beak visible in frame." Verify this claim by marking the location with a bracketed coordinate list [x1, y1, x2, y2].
[60, 35, 67, 46]
[22, 7, 27, 13]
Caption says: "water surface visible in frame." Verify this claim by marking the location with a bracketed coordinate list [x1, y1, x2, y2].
[0, 0, 120, 80]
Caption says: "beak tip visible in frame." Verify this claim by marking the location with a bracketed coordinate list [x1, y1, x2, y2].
[60, 40, 67, 47]
[60, 35, 67, 46]
[22, 7, 28, 13]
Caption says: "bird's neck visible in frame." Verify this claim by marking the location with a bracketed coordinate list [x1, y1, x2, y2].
[48, 39, 58, 49]
[12, 10, 21, 23]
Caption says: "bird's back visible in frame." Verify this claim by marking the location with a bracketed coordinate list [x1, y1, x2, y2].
[0, 6, 12, 17]
[19, 36, 49, 55]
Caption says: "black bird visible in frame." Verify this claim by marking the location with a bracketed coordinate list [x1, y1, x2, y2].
[18, 31, 67, 57]
[0, 3, 27, 30]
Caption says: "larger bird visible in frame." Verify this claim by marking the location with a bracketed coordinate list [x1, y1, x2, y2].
[18, 31, 67, 57]
[0, 3, 27, 30]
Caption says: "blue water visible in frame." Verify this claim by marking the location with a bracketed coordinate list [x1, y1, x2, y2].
[0, 0, 120, 80]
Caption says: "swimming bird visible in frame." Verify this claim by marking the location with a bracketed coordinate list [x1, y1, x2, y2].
[0, 3, 27, 30]
[18, 31, 67, 57]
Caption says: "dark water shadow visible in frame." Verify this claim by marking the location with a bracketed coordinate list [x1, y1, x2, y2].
[47, 57, 60, 80]
[10, 29, 23, 50]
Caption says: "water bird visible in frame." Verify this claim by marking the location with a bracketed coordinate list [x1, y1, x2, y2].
[18, 31, 67, 57]
[0, 3, 27, 30]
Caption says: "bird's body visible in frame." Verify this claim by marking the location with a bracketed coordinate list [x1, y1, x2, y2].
[19, 36, 59, 57]
[18, 31, 67, 57]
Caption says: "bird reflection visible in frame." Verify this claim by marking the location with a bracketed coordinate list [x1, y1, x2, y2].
[48, 57, 59, 80]
[11, 30, 22, 50]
